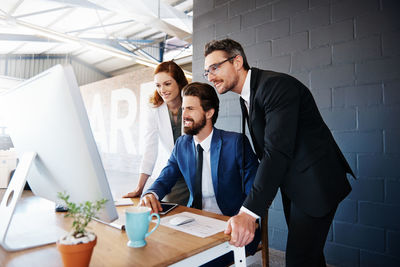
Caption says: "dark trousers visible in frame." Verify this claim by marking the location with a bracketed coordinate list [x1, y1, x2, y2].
[282, 191, 337, 267]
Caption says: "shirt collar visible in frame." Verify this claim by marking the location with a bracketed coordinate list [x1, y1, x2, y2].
[194, 129, 213, 153]
[240, 69, 251, 103]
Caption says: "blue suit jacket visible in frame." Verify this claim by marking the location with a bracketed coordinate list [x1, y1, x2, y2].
[145, 127, 259, 217]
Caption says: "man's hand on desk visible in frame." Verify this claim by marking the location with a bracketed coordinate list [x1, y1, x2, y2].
[225, 211, 256, 247]
[139, 194, 162, 214]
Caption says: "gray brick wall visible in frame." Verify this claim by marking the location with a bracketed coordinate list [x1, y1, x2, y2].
[193, 0, 400, 266]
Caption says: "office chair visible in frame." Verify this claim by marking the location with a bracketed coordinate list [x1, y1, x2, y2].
[259, 211, 270, 267]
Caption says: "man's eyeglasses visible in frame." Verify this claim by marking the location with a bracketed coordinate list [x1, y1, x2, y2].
[203, 56, 236, 79]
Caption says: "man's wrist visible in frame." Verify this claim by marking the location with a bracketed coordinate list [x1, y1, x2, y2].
[142, 191, 159, 200]
[240, 206, 260, 220]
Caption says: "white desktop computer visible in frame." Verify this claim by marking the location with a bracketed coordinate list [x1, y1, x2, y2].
[0, 64, 118, 251]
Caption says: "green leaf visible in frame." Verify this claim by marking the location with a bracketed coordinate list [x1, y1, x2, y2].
[57, 192, 108, 236]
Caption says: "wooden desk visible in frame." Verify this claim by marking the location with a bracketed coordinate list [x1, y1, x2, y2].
[0, 191, 246, 267]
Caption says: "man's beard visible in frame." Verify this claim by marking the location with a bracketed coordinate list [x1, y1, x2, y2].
[183, 114, 207, 135]
[214, 74, 239, 95]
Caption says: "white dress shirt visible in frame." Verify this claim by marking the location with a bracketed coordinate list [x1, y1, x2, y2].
[240, 69, 251, 112]
[194, 129, 223, 215]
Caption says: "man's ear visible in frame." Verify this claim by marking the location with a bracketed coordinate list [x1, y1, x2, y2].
[206, 108, 215, 120]
[234, 55, 244, 71]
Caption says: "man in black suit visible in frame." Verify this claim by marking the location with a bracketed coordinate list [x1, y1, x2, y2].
[204, 38, 355, 267]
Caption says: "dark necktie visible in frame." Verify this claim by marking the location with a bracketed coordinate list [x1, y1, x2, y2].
[192, 144, 203, 209]
[239, 97, 248, 193]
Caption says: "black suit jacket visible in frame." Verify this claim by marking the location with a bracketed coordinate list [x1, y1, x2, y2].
[241, 68, 355, 218]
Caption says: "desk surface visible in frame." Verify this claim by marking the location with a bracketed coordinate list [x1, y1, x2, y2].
[0, 190, 231, 267]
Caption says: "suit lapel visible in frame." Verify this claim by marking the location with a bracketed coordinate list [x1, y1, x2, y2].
[249, 68, 259, 123]
[248, 68, 263, 158]
[210, 128, 221, 197]
[186, 137, 197, 194]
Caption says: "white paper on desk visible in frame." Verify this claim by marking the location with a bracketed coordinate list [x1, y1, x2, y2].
[93, 212, 126, 230]
[114, 198, 134, 206]
[156, 212, 227, 238]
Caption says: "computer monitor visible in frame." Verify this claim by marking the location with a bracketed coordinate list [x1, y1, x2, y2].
[0, 64, 118, 251]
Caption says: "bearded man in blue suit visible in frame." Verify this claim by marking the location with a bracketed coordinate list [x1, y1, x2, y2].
[140, 82, 260, 266]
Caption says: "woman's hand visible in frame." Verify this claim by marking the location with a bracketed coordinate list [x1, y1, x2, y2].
[122, 187, 142, 198]
[123, 173, 150, 198]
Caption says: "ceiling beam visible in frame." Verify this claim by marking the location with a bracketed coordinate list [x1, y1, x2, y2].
[46, 0, 107, 10]
[0, 13, 160, 67]
[14, 6, 73, 19]
[0, 33, 158, 44]
[87, 0, 192, 41]
[6, 0, 24, 16]
[65, 19, 135, 34]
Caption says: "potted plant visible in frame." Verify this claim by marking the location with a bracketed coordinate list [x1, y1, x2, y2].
[56, 192, 107, 267]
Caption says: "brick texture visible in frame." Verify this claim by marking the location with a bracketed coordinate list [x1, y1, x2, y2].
[324, 242, 360, 267]
[347, 178, 384, 202]
[292, 46, 331, 72]
[216, 15, 241, 38]
[358, 106, 400, 131]
[320, 107, 357, 130]
[229, 0, 256, 17]
[310, 19, 354, 48]
[333, 84, 383, 107]
[272, 0, 308, 20]
[385, 130, 400, 153]
[382, 31, 400, 56]
[385, 81, 400, 106]
[310, 88, 332, 109]
[387, 230, 400, 257]
[255, 19, 290, 43]
[359, 154, 400, 177]
[332, 35, 381, 63]
[357, 57, 400, 84]
[259, 55, 290, 73]
[290, 5, 330, 33]
[332, 131, 383, 153]
[332, 0, 379, 23]
[359, 202, 400, 230]
[311, 64, 355, 89]
[334, 199, 358, 223]
[193, 0, 400, 265]
[360, 250, 400, 266]
[242, 5, 272, 28]
[272, 31, 308, 56]
[335, 221, 385, 252]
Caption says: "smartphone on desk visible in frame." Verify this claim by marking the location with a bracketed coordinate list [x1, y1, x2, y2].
[160, 202, 178, 215]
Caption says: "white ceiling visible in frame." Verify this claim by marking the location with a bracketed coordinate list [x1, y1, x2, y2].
[0, 0, 193, 75]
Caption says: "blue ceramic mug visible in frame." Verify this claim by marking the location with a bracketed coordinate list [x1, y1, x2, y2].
[125, 206, 160, 248]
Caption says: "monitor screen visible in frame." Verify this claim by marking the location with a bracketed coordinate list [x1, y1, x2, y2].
[0, 64, 118, 223]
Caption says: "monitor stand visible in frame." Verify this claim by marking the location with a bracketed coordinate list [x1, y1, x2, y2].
[0, 152, 66, 251]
